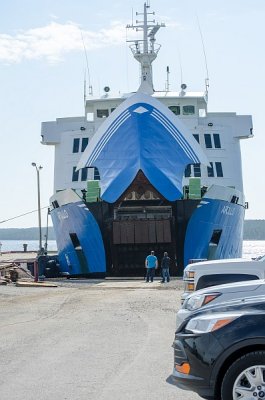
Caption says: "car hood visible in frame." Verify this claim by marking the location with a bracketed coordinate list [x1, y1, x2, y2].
[187, 279, 265, 298]
[186, 258, 252, 269]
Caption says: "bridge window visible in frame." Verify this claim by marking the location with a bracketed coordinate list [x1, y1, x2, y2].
[185, 164, 201, 177]
[72, 166, 79, 182]
[183, 105, 195, 115]
[72, 138, 80, 153]
[193, 134, 200, 143]
[94, 167, 100, 180]
[215, 162, 223, 177]
[97, 109, 109, 118]
[207, 162, 214, 177]
[81, 167, 88, 181]
[213, 133, 221, 148]
[81, 137, 89, 152]
[168, 105, 180, 115]
[204, 134, 212, 148]
[193, 164, 201, 177]
[184, 164, 191, 177]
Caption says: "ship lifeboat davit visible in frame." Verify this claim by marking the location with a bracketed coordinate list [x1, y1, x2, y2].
[77, 92, 208, 203]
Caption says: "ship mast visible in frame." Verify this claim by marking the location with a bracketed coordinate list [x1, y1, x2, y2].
[126, 2, 165, 94]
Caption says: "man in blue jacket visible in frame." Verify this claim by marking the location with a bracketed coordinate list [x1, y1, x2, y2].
[145, 250, 158, 282]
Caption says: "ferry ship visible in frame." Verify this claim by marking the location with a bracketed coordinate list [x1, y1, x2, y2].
[41, 3, 253, 277]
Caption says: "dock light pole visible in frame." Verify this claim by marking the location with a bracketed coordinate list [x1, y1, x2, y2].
[31, 163, 43, 255]
[44, 207, 50, 254]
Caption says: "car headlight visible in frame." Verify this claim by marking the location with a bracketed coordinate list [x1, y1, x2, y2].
[184, 293, 221, 311]
[185, 313, 242, 334]
[183, 270, 195, 279]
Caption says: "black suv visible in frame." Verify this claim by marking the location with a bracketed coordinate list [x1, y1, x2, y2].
[168, 295, 265, 400]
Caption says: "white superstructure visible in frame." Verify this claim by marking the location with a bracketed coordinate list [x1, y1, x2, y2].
[41, 2, 253, 199]
[41, 89, 252, 197]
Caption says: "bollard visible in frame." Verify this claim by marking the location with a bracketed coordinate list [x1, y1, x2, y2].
[23, 243, 28, 252]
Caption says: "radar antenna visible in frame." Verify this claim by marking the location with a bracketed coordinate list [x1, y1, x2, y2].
[126, 2, 165, 94]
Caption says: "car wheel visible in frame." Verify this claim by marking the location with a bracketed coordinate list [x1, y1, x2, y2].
[221, 351, 265, 400]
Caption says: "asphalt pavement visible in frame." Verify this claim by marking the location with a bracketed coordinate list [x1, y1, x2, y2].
[0, 278, 200, 400]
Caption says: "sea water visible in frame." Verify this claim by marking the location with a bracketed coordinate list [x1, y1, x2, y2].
[0, 240, 57, 252]
[242, 240, 265, 259]
[0, 240, 265, 258]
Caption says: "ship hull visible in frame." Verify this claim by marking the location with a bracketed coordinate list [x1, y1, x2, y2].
[50, 199, 106, 278]
[50, 195, 244, 277]
[184, 197, 244, 266]
[48, 86, 246, 277]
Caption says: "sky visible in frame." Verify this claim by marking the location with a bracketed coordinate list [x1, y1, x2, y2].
[0, 0, 264, 229]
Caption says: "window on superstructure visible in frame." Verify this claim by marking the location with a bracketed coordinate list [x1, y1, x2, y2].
[184, 164, 191, 178]
[97, 109, 109, 118]
[207, 162, 214, 177]
[193, 134, 200, 143]
[81, 167, 88, 181]
[94, 167, 100, 180]
[215, 162, 223, 177]
[193, 164, 201, 177]
[168, 105, 180, 115]
[204, 134, 212, 148]
[52, 200, 59, 209]
[213, 134, 221, 148]
[72, 167, 79, 182]
[111, 108, 116, 113]
[72, 138, 80, 153]
[81, 137, 89, 152]
[183, 105, 195, 115]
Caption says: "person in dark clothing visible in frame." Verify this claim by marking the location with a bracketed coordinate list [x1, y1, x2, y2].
[161, 252, 171, 283]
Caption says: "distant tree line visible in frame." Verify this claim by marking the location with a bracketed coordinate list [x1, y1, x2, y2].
[244, 220, 265, 240]
[0, 220, 264, 240]
[0, 227, 55, 240]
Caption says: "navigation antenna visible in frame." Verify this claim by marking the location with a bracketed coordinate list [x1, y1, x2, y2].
[178, 50, 184, 87]
[196, 15, 209, 94]
[80, 30, 93, 107]
[126, 2, 165, 94]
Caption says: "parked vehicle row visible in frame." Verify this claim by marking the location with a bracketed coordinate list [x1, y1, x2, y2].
[170, 295, 265, 399]
[169, 255, 265, 399]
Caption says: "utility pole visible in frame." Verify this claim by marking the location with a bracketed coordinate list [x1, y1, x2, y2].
[44, 207, 50, 254]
